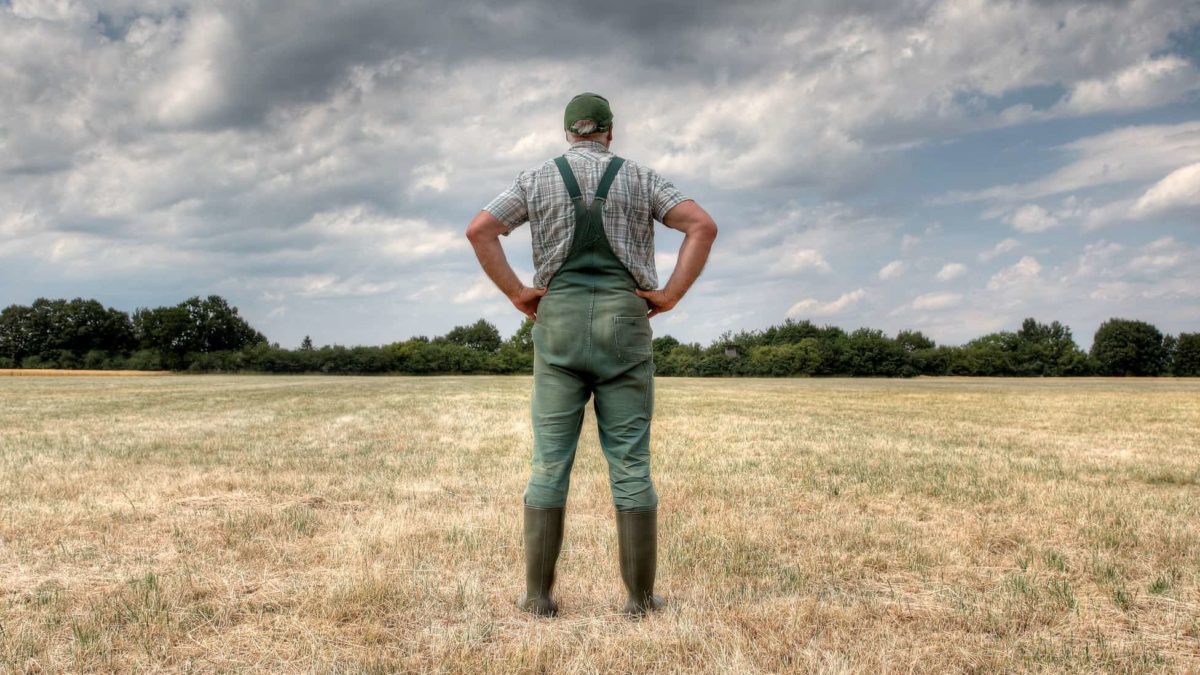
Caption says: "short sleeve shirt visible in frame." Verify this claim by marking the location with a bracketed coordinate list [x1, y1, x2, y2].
[482, 140, 690, 290]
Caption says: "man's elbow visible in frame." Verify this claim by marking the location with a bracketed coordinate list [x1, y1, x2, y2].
[465, 218, 493, 244]
[695, 217, 718, 244]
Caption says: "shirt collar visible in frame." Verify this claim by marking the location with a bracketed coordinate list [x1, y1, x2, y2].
[568, 140, 612, 154]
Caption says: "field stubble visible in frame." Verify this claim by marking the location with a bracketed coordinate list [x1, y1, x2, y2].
[1, 375, 1198, 672]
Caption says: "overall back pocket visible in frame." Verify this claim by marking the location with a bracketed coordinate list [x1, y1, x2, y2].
[614, 315, 653, 363]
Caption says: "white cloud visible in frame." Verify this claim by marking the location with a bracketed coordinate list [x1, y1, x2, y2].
[1009, 204, 1059, 232]
[1127, 236, 1187, 274]
[259, 274, 400, 300]
[786, 288, 865, 318]
[453, 275, 502, 304]
[943, 121, 1200, 204]
[978, 238, 1020, 261]
[1090, 281, 1134, 302]
[936, 263, 967, 281]
[911, 291, 963, 310]
[1055, 56, 1200, 116]
[1131, 162, 1200, 218]
[878, 260, 905, 280]
[297, 207, 467, 262]
[410, 162, 453, 195]
[1079, 197, 1138, 230]
[148, 9, 237, 128]
[987, 255, 1042, 290]
[1066, 240, 1124, 280]
[1144, 236, 1179, 253]
[1128, 252, 1182, 273]
[770, 248, 832, 274]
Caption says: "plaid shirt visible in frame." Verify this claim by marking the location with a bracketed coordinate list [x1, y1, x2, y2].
[483, 140, 691, 290]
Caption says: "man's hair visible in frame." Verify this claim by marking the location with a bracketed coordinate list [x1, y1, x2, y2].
[568, 119, 599, 135]
[565, 119, 611, 143]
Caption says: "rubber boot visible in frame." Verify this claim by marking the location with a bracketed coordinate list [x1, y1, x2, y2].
[616, 508, 666, 616]
[517, 504, 565, 617]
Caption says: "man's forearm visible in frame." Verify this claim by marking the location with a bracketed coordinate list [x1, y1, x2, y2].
[661, 230, 716, 301]
[469, 235, 525, 298]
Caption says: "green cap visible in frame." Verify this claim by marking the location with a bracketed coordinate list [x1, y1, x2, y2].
[564, 92, 613, 134]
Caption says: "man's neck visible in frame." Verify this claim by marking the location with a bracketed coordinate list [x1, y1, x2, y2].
[570, 139, 611, 151]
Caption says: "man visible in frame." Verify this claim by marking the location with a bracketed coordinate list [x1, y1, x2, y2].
[465, 92, 717, 617]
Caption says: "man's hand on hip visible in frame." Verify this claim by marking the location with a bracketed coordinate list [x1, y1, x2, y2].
[635, 288, 681, 318]
[510, 286, 548, 320]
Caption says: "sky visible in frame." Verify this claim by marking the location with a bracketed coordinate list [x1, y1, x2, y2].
[2, 0, 1198, 350]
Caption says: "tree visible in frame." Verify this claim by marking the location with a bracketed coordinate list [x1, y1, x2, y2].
[959, 332, 1018, 376]
[441, 319, 502, 353]
[300, 335, 315, 351]
[652, 335, 680, 363]
[1163, 334, 1178, 375]
[895, 330, 935, 352]
[0, 298, 136, 366]
[747, 340, 821, 376]
[657, 342, 701, 376]
[134, 295, 266, 369]
[1174, 333, 1200, 377]
[508, 318, 534, 353]
[179, 295, 267, 352]
[842, 328, 905, 376]
[1090, 318, 1167, 376]
[1013, 318, 1089, 376]
[0, 304, 38, 364]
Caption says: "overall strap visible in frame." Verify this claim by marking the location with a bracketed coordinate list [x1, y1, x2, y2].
[553, 157, 583, 201]
[553, 155, 625, 203]
[594, 157, 625, 202]
[554, 155, 625, 257]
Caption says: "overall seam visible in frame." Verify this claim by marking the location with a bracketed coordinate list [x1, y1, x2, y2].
[586, 239, 596, 370]
[643, 359, 652, 415]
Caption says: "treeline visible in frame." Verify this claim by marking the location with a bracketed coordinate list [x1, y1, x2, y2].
[1, 295, 1197, 376]
[656, 317, 1197, 377]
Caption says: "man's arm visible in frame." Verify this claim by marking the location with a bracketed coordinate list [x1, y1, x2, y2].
[635, 200, 718, 318]
[465, 210, 546, 320]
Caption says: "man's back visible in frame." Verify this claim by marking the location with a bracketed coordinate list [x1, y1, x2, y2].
[484, 139, 690, 291]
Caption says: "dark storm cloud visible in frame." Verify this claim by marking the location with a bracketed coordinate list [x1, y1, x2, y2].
[123, 0, 967, 131]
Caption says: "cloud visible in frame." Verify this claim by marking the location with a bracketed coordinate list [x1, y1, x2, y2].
[942, 121, 1200, 205]
[769, 248, 832, 275]
[1064, 240, 1123, 280]
[453, 275, 502, 304]
[936, 263, 967, 281]
[979, 238, 1021, 262]
[911, 291, 963, 310]
[786, 288, 866, 318]
[1127, 236, 1186, 275]
[1131, 162, 1200, 218]
[258, 273, 400, 300]
[878, 260, 905, 280]
[987, 255, 1042, 290]
[1008, 204, 1059, 232]
[1090, 281, 1134, 302]
[1128, 252, 1182, 274]
[1054, 55, 1200, 116]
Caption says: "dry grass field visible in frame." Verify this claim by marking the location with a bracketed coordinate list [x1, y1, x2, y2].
[1, 375, 1198, 673]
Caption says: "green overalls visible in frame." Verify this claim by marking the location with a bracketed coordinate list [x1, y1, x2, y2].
[524, 155, 659, 513]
